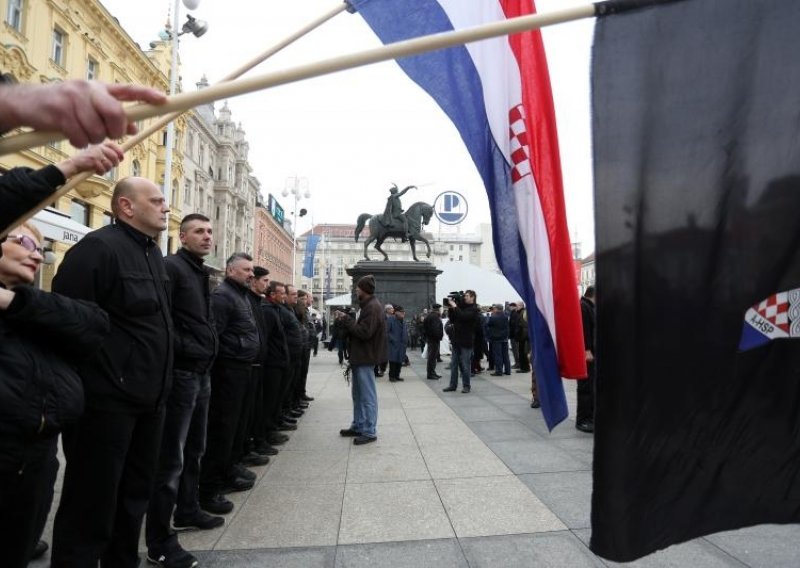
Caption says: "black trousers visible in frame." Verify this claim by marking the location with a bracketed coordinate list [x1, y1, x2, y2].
[294, 347, 311, 403]
[576, 360, 596, 423]
[426, 340, 440, 377]
[0, 438, 58, 568]
[146, 370, 210, 554]
[52, 407, 165, 568]
[388, 361, 402, 379]
[281, 356, 301, 413]
[199, 360, 252, 497]
[260, 366, 286, 436]
[232, 366, 260, 464]
[517, 338, 531, 372]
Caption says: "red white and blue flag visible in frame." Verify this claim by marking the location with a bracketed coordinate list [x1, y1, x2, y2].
[346, 0, 586, 428]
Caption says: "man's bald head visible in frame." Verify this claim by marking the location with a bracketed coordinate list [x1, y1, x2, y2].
[111, 177, 169, 238]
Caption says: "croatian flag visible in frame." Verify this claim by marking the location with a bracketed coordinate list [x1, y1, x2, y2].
[347, 0, 586, 428]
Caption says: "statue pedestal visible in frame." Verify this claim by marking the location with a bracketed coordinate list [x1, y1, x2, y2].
[347, 261, 442, 318]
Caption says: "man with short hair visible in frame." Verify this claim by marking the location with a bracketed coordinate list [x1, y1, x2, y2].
[51, 177, 173, 568]
[514, 301, 531, 373]
[443, 290, 481, 394]
[387, 306, 408, 382]
[145, 214, 220, 568]
[198, 253, 261, 516]
[337, 275, 386, 445]
[487, 304, 511, 376]
[275, 284, 303, 430]
[259, 281, 291, 447]
[423, 304, 444, 379]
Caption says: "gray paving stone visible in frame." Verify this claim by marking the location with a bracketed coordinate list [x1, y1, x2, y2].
[467, 419, 542, 443]
[706, 524, 800, 568]
[481, 393, 531, 406]
[419, 440, 511, 479]
[519, 471, 592, 529]
[449, 405, 516, 422]
[403, 406, 461, 425]
[335, 538, 468, 568]
[436, 475, 565, 538]
[489, 438, 587, 474]
[339, 480, 454, 544]
[200, 546, 336, 567]
[460, 531, 604, 567]
[346, 445, 430, 483]
[572, 529, 747, 567]
[282, 425, 355, 452]
[410, 421, 479, 448]
[551, 435, 595, 466]
[261, 449, 348, 485]
[215, 483, 344, 549]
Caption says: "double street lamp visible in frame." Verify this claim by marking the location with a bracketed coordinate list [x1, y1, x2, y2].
[158, 0, 209, 252]
[282, 176, 310, 285]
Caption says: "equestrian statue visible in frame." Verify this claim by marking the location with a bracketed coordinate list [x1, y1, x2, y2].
[355, 184, 434, 261]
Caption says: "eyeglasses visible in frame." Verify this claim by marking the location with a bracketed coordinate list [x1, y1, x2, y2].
[6, 234, 44, 255]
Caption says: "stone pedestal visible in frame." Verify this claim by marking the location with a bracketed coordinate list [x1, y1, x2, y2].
[346, 261, 442, 319]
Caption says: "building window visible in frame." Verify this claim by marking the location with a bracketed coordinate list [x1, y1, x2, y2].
[449, 244, 454, 251]
[184, 179, 192, 205]
[459, 245, 463, 251]
[52, 27, 65, 66]
[70, 199, 89, 226]
[6, 0, 22, 32]
[103, 166, 117, 181]
[86, 57, 98, 80]
[131, 159, 141, 177]
[458, 255, 463, 261]
[102, 212, 113, 226]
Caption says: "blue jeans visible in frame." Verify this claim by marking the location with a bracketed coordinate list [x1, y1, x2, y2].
[350, 365, 378, 438]
[492, 340, 511, 374]
[449, 346, 473, 389]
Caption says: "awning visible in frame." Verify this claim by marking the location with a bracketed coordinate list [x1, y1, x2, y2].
[30, 208, 91, 245]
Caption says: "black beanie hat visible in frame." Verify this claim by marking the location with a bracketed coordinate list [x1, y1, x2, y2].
[357, 275, 376, 295]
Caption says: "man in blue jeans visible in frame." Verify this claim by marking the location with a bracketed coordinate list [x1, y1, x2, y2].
[443, 290, 481, 394]
[336, 275, 386, 445]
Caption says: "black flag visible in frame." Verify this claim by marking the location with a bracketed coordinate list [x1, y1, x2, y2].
[590, 0, 800, 562]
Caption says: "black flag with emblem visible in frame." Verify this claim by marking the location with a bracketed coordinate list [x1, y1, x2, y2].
[590, 0, 800, 561]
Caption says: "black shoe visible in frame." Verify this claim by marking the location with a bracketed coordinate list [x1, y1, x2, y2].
[376, 372, 384, 377]
[434, 373, 442, 378]
[296, 402, 310, 409]
[461, 387, 471, 393]
[277, 422, 297, 431]
[200, 493, 234, 515]
[516, 369, 530, 373]
[253, 443, 279, 456]
[241, 452, 270, 466]
[395, 377, 404, 381]
[389, 378, 398, 382]
[504, 372, 511, 375]
[289, 409, 304, 418]
[220, 476, 255, 494]
[229, 463, 257, 481]
[173, 511, 225, 531]
[340, 428, 361, 437]
[31, 540, 48, 560]
[301, 395, 315, 402]
[443, 386, 456, 392]
[576, 420, 594, 433]
[281, 415, 298, 424]
[267, 432, 289, 445]
[146, 547, 199, 568]
[353, 435, 377, 445]
[426, 375, 439, 380]
[490, 372, 503, 376]
[530, 398, 541, 409]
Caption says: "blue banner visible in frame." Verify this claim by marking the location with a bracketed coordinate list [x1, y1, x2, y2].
[302, 234, 321, 278]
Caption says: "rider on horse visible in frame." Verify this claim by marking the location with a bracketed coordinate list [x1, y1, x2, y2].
[381, 184, 415, 241]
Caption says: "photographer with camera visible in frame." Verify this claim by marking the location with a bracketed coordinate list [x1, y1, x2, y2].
[442, 290, 480, 394]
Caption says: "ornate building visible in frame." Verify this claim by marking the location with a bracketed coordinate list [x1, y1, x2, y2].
[0, 0, 178, 289]
[182, 78, 257, 271]
[253, 194, 293, 285]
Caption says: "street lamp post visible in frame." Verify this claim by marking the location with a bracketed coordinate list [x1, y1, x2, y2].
[282, 175, 310, 285]
[159, 0, 208, 253]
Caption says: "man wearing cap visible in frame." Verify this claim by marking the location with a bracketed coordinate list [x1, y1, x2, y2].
[487, 304, 512, 376]
[423, 304, 444, 379]
[387, 305, 407, 382]
[337, 275, 386, 445]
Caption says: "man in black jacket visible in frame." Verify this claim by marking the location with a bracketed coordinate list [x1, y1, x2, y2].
[423, 304, 444, 379]
[487, 304, 512, 376]
[258, 281, 291, 448]
[145, 214, 220, 568]
[443, 290, 481, 394]
[51, 177, 173, 568]
[577, 285, 596, 433]
[198, 253, 260, 516]
[277, 285, 304, 429]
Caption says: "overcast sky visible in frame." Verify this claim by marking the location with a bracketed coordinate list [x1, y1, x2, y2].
[101, 0, 595, 255]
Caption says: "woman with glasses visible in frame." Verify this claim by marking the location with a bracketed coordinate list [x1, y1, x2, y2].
[0, 235, 109, 565]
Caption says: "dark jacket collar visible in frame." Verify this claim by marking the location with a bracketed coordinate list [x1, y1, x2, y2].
[176, 247, 207, 272]
[224, 277, 249, 294]
[116, 220, 158, 249]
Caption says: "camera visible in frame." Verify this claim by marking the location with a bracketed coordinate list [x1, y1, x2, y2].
[444, 291, 465, 307]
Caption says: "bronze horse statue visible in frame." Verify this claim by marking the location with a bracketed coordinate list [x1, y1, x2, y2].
[355, 201, 434, 261]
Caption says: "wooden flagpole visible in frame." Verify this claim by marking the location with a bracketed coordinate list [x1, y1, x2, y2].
[0, 2, 348, 238]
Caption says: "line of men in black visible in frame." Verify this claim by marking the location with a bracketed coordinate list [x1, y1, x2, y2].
[43, 182, 315, 568]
